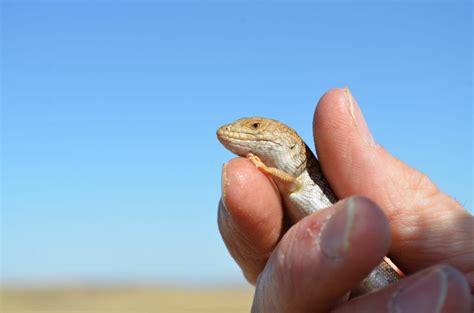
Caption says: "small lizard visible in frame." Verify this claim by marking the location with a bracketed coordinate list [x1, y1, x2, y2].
[217, 117, 403, 296]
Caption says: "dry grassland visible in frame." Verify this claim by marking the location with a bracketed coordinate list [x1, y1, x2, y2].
[1, 285, 254, 313]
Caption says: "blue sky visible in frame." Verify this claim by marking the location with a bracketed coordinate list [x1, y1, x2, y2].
[1, 1, 472, 285]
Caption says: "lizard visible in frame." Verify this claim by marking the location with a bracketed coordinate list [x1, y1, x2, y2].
[216, 116, 403, 297]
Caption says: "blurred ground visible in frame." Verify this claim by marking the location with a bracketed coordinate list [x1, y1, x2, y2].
[1, 285, 254, 313]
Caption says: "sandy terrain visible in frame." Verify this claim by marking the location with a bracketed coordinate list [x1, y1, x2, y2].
[1, 285, 254, 313]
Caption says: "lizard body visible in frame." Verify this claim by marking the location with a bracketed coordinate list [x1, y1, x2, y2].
[217, 117, 402, 296]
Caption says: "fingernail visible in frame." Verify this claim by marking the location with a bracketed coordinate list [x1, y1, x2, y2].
[390, 267, 448, 313]
[319, 198, 356, 260]
[221, 163, 229, 209]
[343, 87, 375, 146]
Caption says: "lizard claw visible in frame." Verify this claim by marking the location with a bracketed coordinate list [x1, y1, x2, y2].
[246, 153, 266, 169]
[247, 152, 300, 193]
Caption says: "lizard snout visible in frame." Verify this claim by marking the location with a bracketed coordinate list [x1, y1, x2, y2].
[216, 124, 231, 138]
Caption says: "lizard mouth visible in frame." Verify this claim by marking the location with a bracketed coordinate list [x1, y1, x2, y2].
[217, 126, 256, 141]
[216, 130, 254, 157]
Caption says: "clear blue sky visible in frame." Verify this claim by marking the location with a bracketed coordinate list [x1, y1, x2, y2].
[1, 1, 472, 285]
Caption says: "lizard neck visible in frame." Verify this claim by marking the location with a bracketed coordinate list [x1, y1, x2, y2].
[260, 140, 308, 178]
[304, 146, 338, 204]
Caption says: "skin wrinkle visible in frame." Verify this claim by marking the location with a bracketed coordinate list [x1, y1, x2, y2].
[283, 221, 304, 295]
[398, 210, 474, 273]
[285, 240, 310, 304]
[226, 224, 266, 283]
[387, 166, 473, 273]
[218, 200, 261, 261]
[376, 146, 442, 228]
[355, 150, 428, 261]
[257, 230, 293, 313]
[390, 167, 434, 219]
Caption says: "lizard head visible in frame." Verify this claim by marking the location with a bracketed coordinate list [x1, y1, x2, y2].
[217, 117, 307, 175]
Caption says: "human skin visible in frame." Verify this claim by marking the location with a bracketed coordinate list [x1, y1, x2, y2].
[217, 88, 473, 312]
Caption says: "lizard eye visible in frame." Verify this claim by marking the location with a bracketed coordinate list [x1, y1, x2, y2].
[290, 144, 296, 149]
[252, 122, 260, 129]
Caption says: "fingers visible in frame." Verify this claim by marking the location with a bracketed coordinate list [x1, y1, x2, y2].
[218, 157, 284, 284]
[251, 197, 390, 313]
[333, 265, 472, 313]
[313, 88, 474, 277]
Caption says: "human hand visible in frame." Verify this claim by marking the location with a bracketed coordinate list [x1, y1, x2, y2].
[217, 88, 473, 312]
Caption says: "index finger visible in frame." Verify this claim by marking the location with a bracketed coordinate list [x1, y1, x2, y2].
[218, 157, 284, 284]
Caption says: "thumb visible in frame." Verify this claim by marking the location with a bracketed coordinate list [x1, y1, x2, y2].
[313, 88, 473, 284]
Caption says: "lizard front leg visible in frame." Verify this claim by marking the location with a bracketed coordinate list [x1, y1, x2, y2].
[246, 153, 302, 193]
